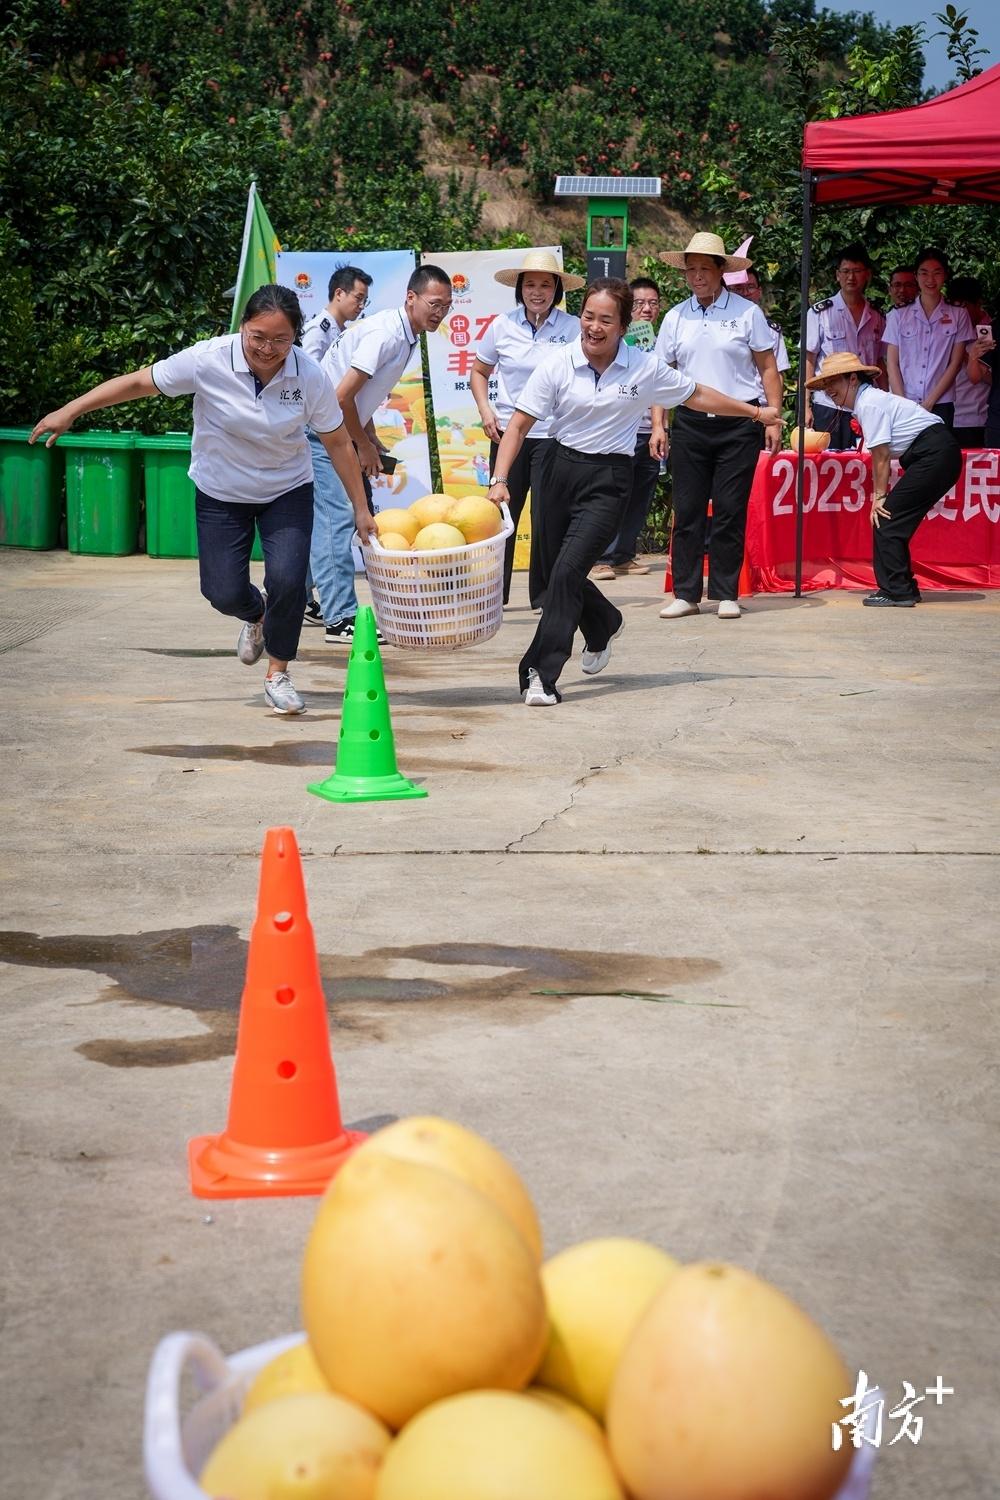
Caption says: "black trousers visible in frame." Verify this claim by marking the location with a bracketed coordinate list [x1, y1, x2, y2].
[669, 409, 761, 603]
[518, 443, 628, 699]
[953, 426, 985, 448]
[489, 434, 551, 606]
[812, 402, 858, 451]
[873, 426, 962, 600]
[599, 429, 660, 565]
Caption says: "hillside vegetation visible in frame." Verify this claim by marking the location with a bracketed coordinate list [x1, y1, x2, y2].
[3, 0, 997, 429]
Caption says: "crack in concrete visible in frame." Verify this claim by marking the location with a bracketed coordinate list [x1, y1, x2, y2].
[503, 754, 624, 852]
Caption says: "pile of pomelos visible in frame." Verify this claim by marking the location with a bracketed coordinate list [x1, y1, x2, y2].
[371, 493, 503, 554]
[198, 1116, 857, 1500]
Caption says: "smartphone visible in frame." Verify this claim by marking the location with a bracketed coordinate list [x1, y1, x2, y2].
[976, 323, 993, 341]
[377, 453, 398, 474]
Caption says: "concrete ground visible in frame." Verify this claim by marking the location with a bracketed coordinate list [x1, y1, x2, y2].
[1, 545, 997, 1500]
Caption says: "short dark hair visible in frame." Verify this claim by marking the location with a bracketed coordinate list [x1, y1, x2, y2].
[948, 274, 981, 301]
[514, 271, 563, 308]
[835, 242, 872, 270]
[582, 277, 634, 328]
[743, 267, 762, 287]
[629, 277, 660, 297]
[889, 265, 916, 281]
[408, 264, 451, 296]
[328, 264, 372, 299]
[915, 246, 950, 274]
[241, 283, 303, 341]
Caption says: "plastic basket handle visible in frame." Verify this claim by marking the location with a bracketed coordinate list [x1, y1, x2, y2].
[360, 502, 513, 549]
[144, 1332, 230, 1500]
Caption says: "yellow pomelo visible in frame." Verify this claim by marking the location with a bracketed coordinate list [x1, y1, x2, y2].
[409, 493, 455, 528]
[243, 1340, 330, 1413]
[447, 495, 503, 543]
[301, 1152, 547, 1428]
[373, 508, 419, 544]
[353, 1116, 542, 1260]
[412, 523, 466, 552]
[536, 1237, 678, 1419]
[606, 1262, 853, 1500]
[200, 1391, 390, 1500]
[524, 1386, 607, 1449]
[376, 532, 412, 552]
[374, 1390, 624, 1500]
[788, 426, 831, 453]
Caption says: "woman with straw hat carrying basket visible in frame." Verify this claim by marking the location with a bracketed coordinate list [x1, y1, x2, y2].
[653, 232, 783, 620]
[471, 250, 583, 606]
[805, 351, 961, 606]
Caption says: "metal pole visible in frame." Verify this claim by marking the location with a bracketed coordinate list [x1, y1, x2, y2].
[794, 170, 815, 597]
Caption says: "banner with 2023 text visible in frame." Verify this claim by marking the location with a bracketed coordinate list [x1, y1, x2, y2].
[276, 249, 433, 512]
[420, 247, 566, 569]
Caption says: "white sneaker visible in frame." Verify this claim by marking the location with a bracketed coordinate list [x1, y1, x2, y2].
[264, 671, 305, 715]
[659, 598, 699, 619]
[581, 619, 625, 676]
[236, 589, 267, 664]
[717, 599, 742, 619]
[523, 669, 558, 706]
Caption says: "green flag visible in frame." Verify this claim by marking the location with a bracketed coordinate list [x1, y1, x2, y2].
[228, 183, 281, 332]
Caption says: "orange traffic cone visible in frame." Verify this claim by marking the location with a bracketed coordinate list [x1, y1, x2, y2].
[188, 827, 366, 1198]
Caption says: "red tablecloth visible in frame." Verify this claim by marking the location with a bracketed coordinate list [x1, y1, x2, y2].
[743, 449, 1000, 592]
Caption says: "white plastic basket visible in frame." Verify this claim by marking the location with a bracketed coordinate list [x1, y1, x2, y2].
[144, 1330, 880, 1499]
[361, 503, 514, 651]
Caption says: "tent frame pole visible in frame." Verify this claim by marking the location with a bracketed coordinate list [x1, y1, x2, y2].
[794, 170, 816, 597]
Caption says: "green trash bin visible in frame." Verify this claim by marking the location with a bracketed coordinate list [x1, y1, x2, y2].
[0, 426, 63, 549]
[136, 432, 264, 561]
[60, 431, 141, 556]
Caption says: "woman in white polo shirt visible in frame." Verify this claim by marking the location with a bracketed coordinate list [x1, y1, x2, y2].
[487, 278, 780, 705]
[471, 250, 582, 606]
[652, 232, 783, 621]
[30, 285, 374, 715]
[805, 352, 962, 607]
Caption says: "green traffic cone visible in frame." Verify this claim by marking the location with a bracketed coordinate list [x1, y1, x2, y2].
[308, 606, 427, 804]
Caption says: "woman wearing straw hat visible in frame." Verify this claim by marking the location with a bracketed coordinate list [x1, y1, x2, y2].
[652, 232, 783, 620]
[487, 278, 780, 705]
[471, 250, 583, 605]
[806, 351, 961, 607]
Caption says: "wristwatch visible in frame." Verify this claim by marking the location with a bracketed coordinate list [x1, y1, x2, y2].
[488, 474, 507, 486]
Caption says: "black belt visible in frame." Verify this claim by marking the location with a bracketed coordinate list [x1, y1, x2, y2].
[899, 425, 958, 467]
[553, 440, 632, 464]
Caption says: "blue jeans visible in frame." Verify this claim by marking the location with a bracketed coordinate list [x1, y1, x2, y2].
[308, 432, 361, 624]
[195, 482, 313, 662]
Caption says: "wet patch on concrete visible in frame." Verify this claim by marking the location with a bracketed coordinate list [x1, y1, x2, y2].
[0, 929, 722, 1067]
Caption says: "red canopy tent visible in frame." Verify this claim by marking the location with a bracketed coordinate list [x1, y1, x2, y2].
[789, 63, 1000, 588]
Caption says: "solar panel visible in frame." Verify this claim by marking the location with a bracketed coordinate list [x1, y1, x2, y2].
[554, 175, 661, 198]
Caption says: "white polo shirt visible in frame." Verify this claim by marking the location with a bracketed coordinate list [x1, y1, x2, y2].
[806, 292, 885, 410]
[883, 300, 975, 404]
[321, 307, 418, 427]
[476, 305, 579, 436]
[517, 338, 696, 455]
[301, 310, 346, 364]
[152, 335, 343, 504]
[850, 385, 943, 457]
[655, 290, 774, 402]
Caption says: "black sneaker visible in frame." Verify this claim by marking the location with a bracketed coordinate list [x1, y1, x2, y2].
[303, 598, 323, 625]
[325, 617, 387, 645]
[862, 592, 916, 608]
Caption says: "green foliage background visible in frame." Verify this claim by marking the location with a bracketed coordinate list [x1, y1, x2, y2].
[3, 0, 998, 448]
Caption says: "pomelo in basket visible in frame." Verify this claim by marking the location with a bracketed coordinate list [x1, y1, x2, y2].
[352, 1115, 542, 1260]
[200, 1391, 390, 1500]
[373, 508, 419, 544]
[413, 522, 466, 552]
[524, 1386, 608, 1449]
[242, 1339, 330, 1413]
[373, 1390, 624, 1500]
[606, 1261, 853, 1500]
[537, 1237, 679, 1418]
[787, 427, 831, 453]
[301, 1151, 547, 1429]
[448, 495, 503, 543]
[377, 532, 413, 552]
[409, 493, 455, 528]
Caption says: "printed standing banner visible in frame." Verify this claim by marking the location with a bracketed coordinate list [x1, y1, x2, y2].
[421, 247, 565, 569]
[276, 249, 433, 510]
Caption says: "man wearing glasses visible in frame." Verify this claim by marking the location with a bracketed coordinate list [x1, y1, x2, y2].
[315, 264, 454, 644]
[591, 277, 663, 580]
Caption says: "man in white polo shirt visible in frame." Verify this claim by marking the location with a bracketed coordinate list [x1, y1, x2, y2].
[315, 263, 453, 644]
[804, 241, 885, 451]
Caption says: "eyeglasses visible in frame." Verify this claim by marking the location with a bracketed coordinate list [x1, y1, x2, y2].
[632, 298, 659, 310]
[418, 294, 453, 314]
[350, 292, 370, 307]
[244, 333, 293, 351]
